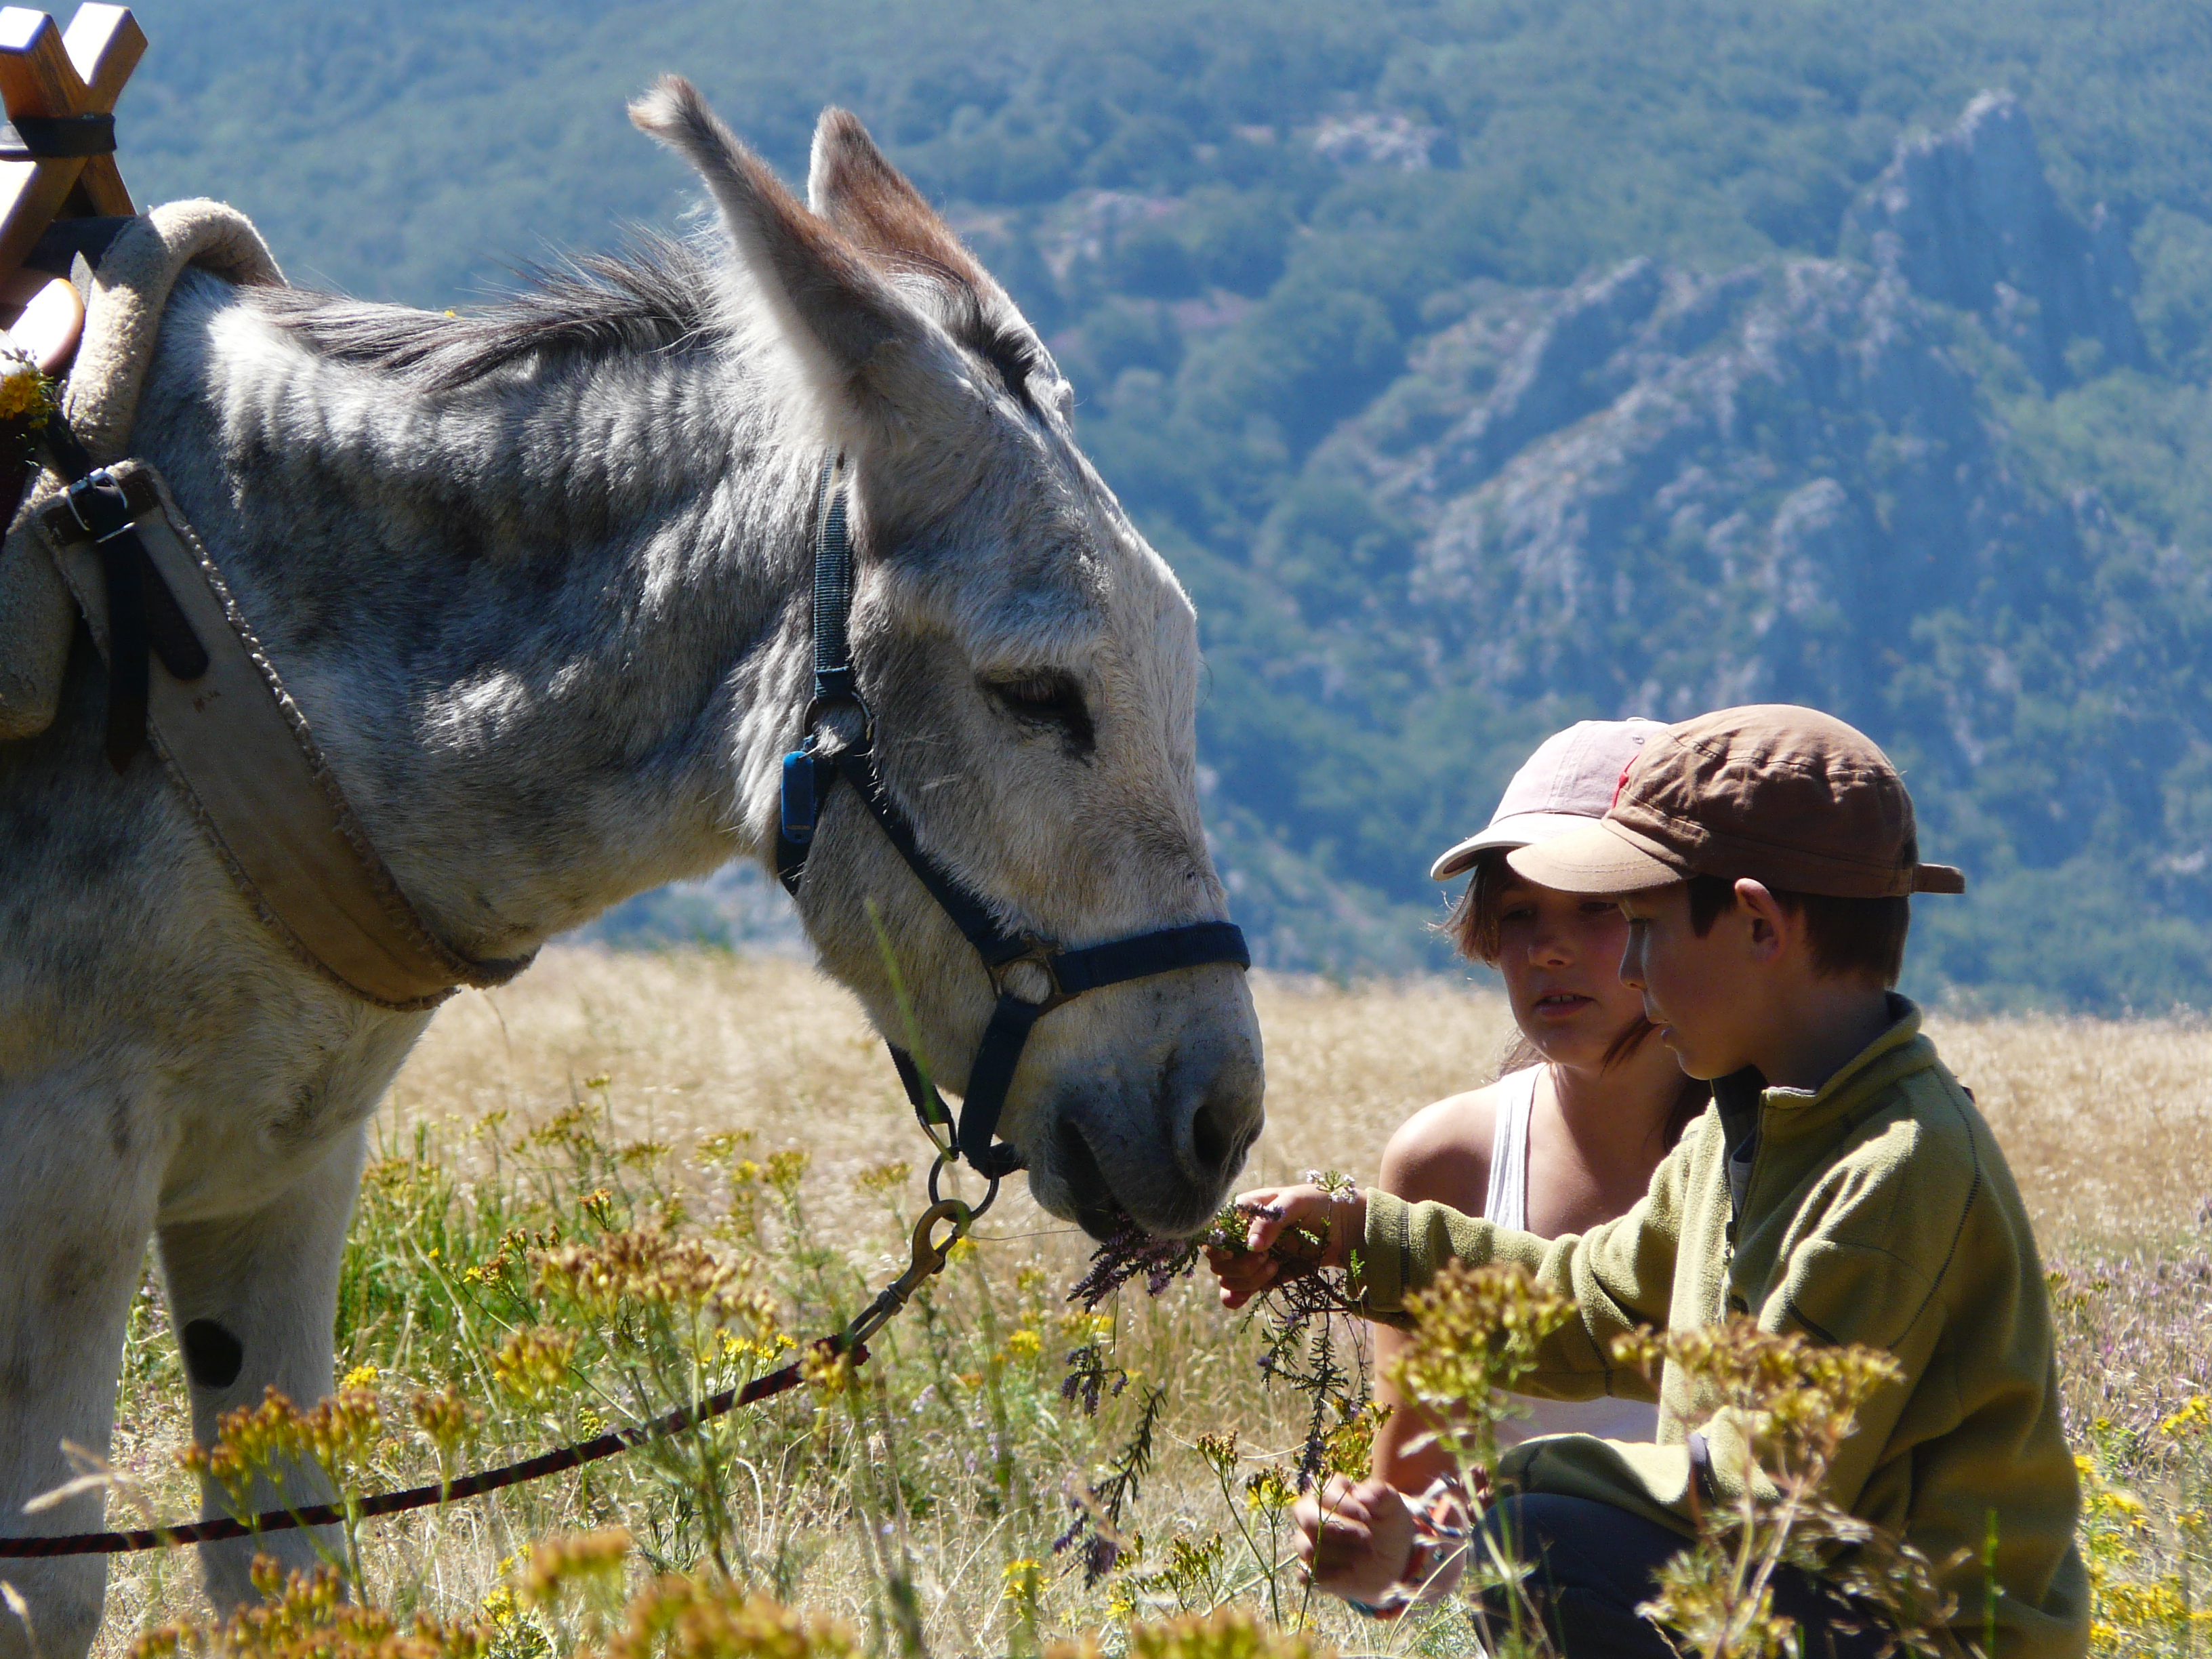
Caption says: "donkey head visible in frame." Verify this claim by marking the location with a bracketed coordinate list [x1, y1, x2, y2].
[632, 81, 1263, 1237]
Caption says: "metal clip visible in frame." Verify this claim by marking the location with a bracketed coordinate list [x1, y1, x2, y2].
[987, 935, 1069, 1010]
[840, 1198, 972, 1349]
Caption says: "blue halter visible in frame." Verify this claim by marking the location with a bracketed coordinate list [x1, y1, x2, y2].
[774, 457, 1251, 1191]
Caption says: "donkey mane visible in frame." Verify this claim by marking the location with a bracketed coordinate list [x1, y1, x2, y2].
[251, 236, 720, 393]
[254, 231, 1047, 410]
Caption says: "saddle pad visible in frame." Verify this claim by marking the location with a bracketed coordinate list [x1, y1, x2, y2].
[1, 199, 281, 743]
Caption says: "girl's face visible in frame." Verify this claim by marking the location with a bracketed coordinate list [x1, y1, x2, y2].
[1493, 873, 1645, 1069]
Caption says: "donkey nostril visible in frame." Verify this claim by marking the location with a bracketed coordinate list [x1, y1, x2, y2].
[1190, 1092, 1235, 1176]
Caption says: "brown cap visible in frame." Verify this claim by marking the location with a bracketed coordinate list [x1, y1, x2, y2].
[1506, 705, 1966, 899]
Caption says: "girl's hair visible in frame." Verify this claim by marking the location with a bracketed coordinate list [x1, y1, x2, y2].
[1441, 846, 1710, 1147]
[1441, 845, 1520, 965]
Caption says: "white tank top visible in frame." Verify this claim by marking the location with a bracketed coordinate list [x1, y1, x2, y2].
[1483, 1066, 1660, 1448]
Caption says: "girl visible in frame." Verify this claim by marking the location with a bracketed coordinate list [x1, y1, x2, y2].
[1366, 718, 1709, 1492]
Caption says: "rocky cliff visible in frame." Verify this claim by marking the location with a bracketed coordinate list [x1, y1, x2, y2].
[1197, 91, 2212, 994]
[1845, 91, 2144, 387]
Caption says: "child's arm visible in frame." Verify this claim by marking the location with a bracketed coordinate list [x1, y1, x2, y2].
[1303, 1136, 1698, 1382]
[1206, 1183, 1363, 1310]
[1203, 1174, 1687, 1383]
[1206, 1127, 1704, 1392]
[1361, 1186, 1681, 1376]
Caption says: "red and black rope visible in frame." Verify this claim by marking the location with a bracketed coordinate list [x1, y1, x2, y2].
[0, 1340, 857, 1560]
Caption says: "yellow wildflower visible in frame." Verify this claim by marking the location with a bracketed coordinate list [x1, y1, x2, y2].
[2160, 1394, 2212, 1437]
[0, 354, 52, 425]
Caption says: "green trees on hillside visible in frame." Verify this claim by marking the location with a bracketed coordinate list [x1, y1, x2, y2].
[121, 0, 2212, 1006]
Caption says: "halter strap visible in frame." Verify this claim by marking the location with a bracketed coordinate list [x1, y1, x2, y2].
[808, 456, 857, 712]
[774, 456, 1250, 1181]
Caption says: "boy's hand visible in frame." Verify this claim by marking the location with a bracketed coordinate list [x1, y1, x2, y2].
[1291, 1475, 1416, 1603]
[1204, 1183, 1366, 1310]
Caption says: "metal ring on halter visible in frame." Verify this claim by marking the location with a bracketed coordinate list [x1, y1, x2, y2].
[801, 689, 873, 745]
[986, 935, 1073, 1012]
[929, 1153, 1001, 1220]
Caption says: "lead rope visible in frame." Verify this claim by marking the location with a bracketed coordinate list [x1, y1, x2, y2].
[0, 1201, 978, 1559]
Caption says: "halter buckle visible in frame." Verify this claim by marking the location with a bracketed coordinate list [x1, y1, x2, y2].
[781, 692, 875, 857]
[987, 935, 1070, 1010]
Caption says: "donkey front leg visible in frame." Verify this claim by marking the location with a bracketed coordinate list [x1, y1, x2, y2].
[0, 1072, 166, 1659]
[157, 1125, 369, 1609]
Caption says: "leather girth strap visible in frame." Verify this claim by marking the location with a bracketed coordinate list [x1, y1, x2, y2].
[33, 455, 533, 1010]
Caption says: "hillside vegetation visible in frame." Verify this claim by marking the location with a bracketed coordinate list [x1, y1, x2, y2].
[114, 0, 2212, 1008]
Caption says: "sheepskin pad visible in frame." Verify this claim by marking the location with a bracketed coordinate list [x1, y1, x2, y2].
[0, 200, 282, 741]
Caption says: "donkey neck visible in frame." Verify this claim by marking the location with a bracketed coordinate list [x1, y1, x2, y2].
[138, 281, 822, 961]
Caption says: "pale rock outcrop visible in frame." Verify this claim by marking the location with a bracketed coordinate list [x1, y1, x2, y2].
[1288, 91, 2182, 879]
[1844, 90, 2144, 386]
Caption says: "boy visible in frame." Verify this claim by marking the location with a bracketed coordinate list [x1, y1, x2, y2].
[1212, 706, 2086, 1659]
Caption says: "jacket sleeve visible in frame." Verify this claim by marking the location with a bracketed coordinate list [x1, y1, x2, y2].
[1357, 1126, 1697, 1398]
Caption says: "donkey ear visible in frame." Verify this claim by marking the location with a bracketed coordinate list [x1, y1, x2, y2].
[629, 77, 953, 453]
[807, 108, 1000, 294]
[808, 108, 1067, 421]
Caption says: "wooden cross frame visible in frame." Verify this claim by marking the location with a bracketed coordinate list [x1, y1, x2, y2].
[0, 3, 142, 277]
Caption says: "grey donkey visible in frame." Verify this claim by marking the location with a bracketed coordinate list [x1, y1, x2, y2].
[0, 79, 1263, 1654]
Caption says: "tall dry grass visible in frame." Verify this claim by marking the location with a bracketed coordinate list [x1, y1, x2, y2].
[79, 948, 2212, 1656]
[380, 952, 2212, 1250]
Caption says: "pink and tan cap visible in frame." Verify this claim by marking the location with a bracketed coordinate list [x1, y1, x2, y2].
[1506, 705, 1967, 899]
[1430, 718, 1667, 881]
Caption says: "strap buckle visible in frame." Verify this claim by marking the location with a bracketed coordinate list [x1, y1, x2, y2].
[987, 935, 1070, 1011]
[777, 695, 872, 872]
[64, 469, 133, 542]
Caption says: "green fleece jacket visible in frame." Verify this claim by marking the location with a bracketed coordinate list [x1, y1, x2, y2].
[1358, 998, 2087, 1659]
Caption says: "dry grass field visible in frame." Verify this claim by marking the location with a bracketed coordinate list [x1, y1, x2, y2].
[76, 947, 2212, 1657]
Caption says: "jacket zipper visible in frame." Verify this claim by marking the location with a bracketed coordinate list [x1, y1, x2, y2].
[1723, 1102, 1774, 1319]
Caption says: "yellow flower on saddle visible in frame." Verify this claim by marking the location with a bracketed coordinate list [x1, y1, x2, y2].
[0, 346, 52, 427]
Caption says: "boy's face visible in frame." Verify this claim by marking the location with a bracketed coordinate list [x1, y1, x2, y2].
[1615, 882, 1768, 1080]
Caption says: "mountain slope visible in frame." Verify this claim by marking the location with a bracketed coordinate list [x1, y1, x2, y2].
[1255, 95, 2212, 1004]
[100, 0, 2212, 1007]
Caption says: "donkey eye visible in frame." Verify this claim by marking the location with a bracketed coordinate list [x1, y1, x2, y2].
[983, 671, 1094, 750]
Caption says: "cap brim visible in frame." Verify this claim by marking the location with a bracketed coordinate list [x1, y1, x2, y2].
[1504, 820, 1685, 895]
[1429, 812, 1612, 881]
[1912, 863, 1967, 895]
